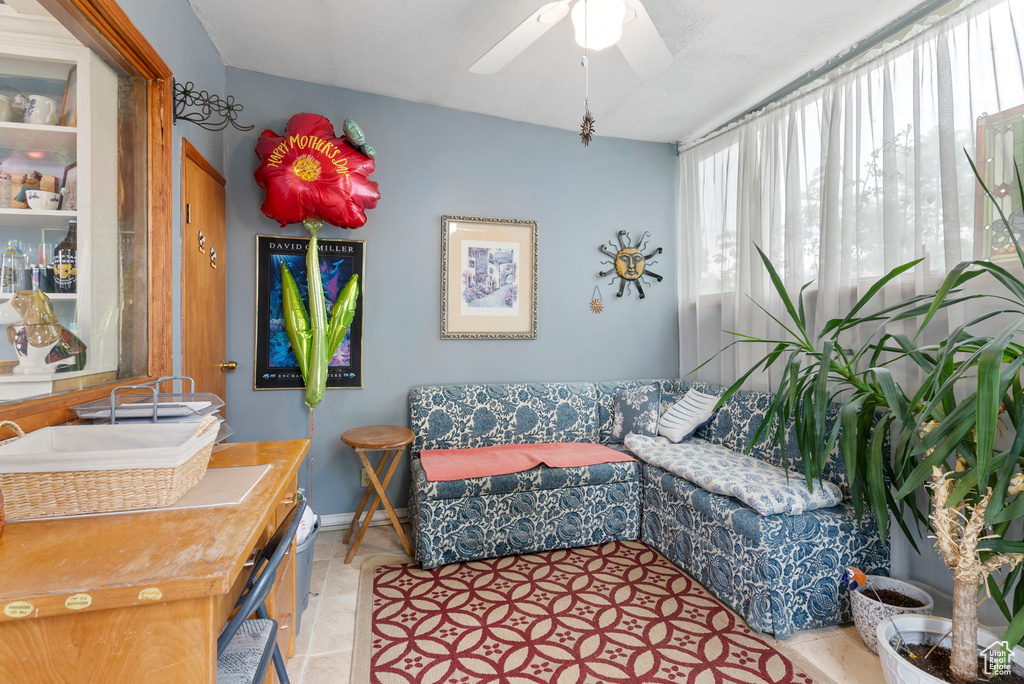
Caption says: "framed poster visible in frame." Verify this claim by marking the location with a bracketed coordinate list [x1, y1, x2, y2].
[441, 215, 537, 339]
[255, 234, 364, 390]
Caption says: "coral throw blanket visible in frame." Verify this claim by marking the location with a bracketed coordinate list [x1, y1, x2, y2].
[419, 442, 634, 482]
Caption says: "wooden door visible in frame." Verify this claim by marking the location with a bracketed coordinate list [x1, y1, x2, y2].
[181, 139, 229, 411]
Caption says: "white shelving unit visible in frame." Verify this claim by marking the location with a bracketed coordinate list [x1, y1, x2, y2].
[0, 207, 77, 227]
[0, 120, 76, 155]
[0, 7, 119, 401]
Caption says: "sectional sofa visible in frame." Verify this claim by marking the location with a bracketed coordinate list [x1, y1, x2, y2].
[407, 378, 889, 638]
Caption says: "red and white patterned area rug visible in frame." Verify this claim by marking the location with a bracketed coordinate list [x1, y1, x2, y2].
[351, 541, 832, 684]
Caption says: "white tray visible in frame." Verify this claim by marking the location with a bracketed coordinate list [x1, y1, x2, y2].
[0, 418, 221, 473]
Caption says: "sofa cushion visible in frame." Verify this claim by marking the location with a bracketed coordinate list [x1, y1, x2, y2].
[609, 383, 662, 443]
[691, 384, 853, 497]
[659, 389, 718, 442]
[597, 379, 690, 442]
[419, 442, 635, 481]
[411, 455, 640, 502]
[625, 434, 842, 515]
[409, 382, 599, 453]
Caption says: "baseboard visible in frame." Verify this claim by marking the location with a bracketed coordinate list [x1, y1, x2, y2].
[320, 508, 409, 531]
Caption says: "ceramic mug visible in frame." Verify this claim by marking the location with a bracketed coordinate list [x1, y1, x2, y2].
[25, 190, 60, 210]
[22, 95, 58, 125]
[0, 95, 13, 123]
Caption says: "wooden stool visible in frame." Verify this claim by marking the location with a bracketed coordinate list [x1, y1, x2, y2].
[341, 425, 415, 564]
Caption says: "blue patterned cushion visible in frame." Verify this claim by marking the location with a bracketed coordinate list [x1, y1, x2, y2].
[596, 379, 690, 442]
[626, 434, 843, 515]
[409, 382, 599, 453]
[659, 389, 718, 442]
[608, 384, 661, 443]
[692, 384, 853, 497]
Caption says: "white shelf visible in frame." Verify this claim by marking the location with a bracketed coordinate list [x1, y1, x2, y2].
[0, 121, 76, 155]
[0, 291, 76, 302]
[0, 208, 77, 227]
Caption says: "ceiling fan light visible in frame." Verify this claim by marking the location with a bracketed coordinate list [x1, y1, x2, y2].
[571, 0, 626, 51]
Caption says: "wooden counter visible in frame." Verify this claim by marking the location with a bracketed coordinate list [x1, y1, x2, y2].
[0, 439, 309, 683]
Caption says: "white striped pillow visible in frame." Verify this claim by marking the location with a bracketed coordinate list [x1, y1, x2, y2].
[658, 390, 719, 443]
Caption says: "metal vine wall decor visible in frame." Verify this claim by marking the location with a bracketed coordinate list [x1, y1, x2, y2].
[599, 230, 663, 299]
[173, 78, 254, 132]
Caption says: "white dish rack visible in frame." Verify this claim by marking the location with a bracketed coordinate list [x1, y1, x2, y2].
[71, 376, 233, 442]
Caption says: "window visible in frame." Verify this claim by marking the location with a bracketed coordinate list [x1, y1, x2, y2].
[0, 4, 149, 404]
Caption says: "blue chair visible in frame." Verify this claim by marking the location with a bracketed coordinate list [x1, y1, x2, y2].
[217, 499, 307, 684]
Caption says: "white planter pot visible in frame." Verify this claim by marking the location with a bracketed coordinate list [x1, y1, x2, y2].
[851, 575, 933, 654]
[877, 614, 1024, 684]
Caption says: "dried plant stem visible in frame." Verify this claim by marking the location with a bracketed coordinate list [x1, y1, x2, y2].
[929, 465, 1024, 683]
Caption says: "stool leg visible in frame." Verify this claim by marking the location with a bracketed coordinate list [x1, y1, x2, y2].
[343, 447, 392, 545]
[345, 448, 397, 564]
[377, 448, 413, 556]
[346, 447, 409, 563]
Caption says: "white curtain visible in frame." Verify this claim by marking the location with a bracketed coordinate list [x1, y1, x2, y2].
[679, 0, 1024, 389]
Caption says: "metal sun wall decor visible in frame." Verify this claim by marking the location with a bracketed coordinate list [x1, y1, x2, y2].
[599, 230, 663, 299]
[173, 78, 254, 132]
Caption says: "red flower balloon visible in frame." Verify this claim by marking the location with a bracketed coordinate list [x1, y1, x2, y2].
[254, 113, 380, 228]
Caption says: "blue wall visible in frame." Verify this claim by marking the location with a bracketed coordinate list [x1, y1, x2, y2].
[222, 67, 680, 515]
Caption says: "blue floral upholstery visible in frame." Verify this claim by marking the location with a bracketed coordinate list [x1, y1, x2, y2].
[693, 384, 853, 497]
[642, 463, 889, 638]
[625, 434, 843, 516]
[408, 378, 889, 638]
[609, 383, 662, 443]
[596, 379, 690, 442]
[410, 480, 640, 569]
[409, 382, 648, 570]
[410, 383, 599, 453]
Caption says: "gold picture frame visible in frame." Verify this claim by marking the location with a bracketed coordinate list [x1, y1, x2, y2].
[441, 215, 538, 339]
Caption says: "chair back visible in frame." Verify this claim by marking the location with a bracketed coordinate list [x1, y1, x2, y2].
[217, 499, 307, 656]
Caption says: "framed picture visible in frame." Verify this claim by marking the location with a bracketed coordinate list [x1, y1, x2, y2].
[441, 215, 537, 339]
[254, 234, 364, 390]
[60, 162, 77, 211]
[59, 65, 77, 127]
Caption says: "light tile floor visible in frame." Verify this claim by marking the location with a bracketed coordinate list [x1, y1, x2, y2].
[286, 526, 883, 684]
[286, 524, 414, 684]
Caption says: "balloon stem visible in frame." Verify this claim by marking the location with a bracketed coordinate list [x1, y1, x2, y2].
[307, 408, 315, 509]
[304, 218, 324, 237]
[304, 226, 328, 409]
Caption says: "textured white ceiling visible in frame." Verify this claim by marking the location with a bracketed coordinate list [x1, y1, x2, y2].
[186, 0, 924, 144]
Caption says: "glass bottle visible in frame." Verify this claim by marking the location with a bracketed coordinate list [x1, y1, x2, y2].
[53, 220, 77, 293]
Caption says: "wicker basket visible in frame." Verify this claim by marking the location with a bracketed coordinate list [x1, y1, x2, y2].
[0, 415, 219, 521]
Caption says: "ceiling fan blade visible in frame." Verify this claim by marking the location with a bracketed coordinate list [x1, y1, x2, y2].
[618, 0, 673, 80]
[469, 1, 570, 74]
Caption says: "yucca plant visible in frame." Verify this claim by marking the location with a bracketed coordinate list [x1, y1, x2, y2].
[696, 155, 1024, 683]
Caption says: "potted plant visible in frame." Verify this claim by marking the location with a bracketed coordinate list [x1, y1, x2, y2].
[850, 574, 933, 654]
[698, 156, 1024, 683]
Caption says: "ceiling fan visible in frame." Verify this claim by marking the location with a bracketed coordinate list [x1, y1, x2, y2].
[469, 0, 673, 80]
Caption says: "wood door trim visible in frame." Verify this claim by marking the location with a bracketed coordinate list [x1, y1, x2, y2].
[183, 138, 226, 187]
[37, 0, 172, 79]
[5, 0, 174, 430]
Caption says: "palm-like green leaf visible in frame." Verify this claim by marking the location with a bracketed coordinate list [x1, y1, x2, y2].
[691, 150, 1024, 650]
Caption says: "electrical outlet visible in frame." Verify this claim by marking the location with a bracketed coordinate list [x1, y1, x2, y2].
[361, 468, 370, 487]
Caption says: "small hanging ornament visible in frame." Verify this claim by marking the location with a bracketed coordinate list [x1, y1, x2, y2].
[590, 285, 604, 313]
[580, 98, 596, 147]
[579, 6, 595, 147]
